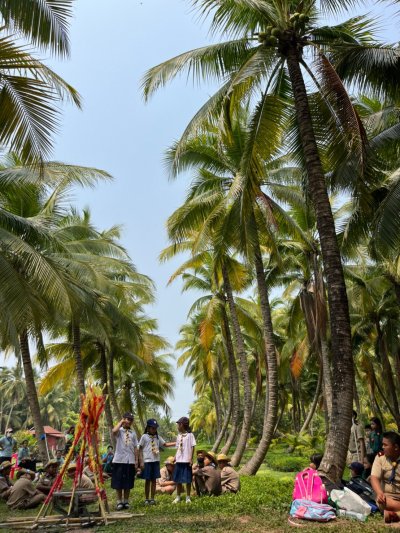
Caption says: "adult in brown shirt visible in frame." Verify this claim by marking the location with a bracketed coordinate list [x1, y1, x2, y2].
[194, 451, 221, 496]
[7, 469, 45, 510]
[0, 461, 13, 501]
[37, 460, 59, 495]
[371, 431, 400, 523]
[217, 454, 240, 494]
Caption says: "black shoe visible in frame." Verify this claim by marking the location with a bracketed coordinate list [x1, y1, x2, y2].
[116, 502, 124, 511]
[123, 502, 130, 510]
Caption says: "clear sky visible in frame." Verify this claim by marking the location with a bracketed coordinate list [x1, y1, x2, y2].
[49, 0, 399, 420]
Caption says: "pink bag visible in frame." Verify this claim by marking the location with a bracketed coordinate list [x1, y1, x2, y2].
[292, 468, 328, 503]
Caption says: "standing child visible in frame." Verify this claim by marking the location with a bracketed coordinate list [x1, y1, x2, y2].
[111, 412, 139, 511]
[138, 419, 175, 505]
[173, 416, 196, 504]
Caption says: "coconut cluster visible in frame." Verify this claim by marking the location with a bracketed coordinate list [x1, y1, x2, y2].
[258, 13, 310, 45]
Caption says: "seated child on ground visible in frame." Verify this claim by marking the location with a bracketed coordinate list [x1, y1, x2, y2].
[217, 454, 240, 494]
[7, 469, 45, 510]
[193, 451, 221, 496]
[36, 460, 59, 495]
[156, 456, 176, 495]
[370, 431, 400, 524]
[0, 461, 13, 501]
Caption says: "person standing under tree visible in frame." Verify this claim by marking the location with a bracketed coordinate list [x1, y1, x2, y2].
[138, 418, 175, 505]
[172, 416, 196, 504]
[0, 428, 17, 465]
[348, 411, 366, 463]
[111, 412, 138, 511]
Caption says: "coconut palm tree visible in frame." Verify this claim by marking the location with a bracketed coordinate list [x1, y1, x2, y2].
[142, 0, 400, 478]
[0, 2, 80, 162]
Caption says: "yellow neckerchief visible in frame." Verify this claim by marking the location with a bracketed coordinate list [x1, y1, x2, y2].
[147, 433, 159, 455]
[123, 427, 132, 446]
[178, 432, 188, 453]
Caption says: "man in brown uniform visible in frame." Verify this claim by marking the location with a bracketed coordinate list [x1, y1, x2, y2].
[7, 469, 45, 510]
[371, 431, 400, 523]
[0, 461, 13, 501]
[37, 460, 59, 495]
[156, 456, 176, 495]
[193, 451, 221, 496]
[217, 454, 240, 494]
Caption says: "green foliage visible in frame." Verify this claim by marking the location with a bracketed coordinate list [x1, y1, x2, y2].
[13, 430, 36, 447]
[265, 453, 309, 472]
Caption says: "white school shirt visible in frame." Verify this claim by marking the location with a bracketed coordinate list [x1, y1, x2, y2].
[175, 432, 196, 463]
[139, 433, 166, 462]
[112, 427, 138, 464]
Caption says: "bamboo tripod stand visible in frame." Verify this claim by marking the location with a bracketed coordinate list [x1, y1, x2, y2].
[0, 385, 143, 530]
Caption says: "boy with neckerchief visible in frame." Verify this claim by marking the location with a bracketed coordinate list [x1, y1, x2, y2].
[370, 431, 400, 523]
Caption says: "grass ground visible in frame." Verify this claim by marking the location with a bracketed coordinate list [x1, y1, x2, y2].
[0, 451, 393, 532]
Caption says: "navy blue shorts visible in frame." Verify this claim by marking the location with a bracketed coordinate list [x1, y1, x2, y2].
[141, 461, 161, 480]
[173, 462, 192, 484]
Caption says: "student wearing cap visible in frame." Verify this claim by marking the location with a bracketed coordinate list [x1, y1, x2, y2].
[173, 416, 196, 504]
[7, 469, 45, 510]
[156, 456, 176, 495]
[112, 412, 139, 511]
[138, 418, 175, 505]
[0, 461, 13, 501]
[193, 451, 221, 497]
[217, 454, 240, 494]
[36, 460, 59, 494]
[0, 428, 17, 465]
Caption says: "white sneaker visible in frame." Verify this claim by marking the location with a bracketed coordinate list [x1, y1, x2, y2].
[186, 496, 191, 504]
[172, 496, 181, 504]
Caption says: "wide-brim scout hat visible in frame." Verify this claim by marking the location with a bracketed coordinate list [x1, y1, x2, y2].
[123, 412, 134, 421]
[16, 468, 35, 480]
[0, 461, 12, 471]
[164, 456, 175, 465]
[204, 451, 217, 463]
[67, 463, 77, 472]
[44, 459, 59, 471]
[217, 453, 231, 462]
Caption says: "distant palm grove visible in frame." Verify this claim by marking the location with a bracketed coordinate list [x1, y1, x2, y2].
[1, 0, 400, 483]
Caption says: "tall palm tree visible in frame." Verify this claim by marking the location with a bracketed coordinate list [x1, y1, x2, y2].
[142, 0, 400, 479]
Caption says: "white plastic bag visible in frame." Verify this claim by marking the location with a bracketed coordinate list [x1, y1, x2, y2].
[330, 488, 371, 517]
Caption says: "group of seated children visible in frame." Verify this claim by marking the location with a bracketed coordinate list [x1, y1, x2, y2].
[304, 430, 400, 524]
[0, 457, 98, 511]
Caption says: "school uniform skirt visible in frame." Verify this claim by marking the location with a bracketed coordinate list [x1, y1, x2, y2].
[111, 463, 136, 490]
[173, 462, 192, 484]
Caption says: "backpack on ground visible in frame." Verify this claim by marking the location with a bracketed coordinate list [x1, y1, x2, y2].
[330, 487, 371, 517]
[290, 499, 336, 522]
[292, 468, 328, 503]
[346, 478, 378, 513]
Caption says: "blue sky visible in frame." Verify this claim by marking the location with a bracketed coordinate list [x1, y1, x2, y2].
[49, 0, 399, 419]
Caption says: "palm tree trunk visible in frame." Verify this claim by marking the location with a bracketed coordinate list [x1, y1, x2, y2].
[5, 405, 14, 434]
[300, 366, 323, 433]
[240, 230, 278, 475]
[108, 351, 122, 420]
[220, 306, 240, 455]
[287, 50, 354, 481]
[212, 394, 232, 452]
[19, 330, 48, 461]
[210, 379, 223, 436]
[97, 343, 115, 446]
[320, 339, 333, 423]
[72, 320, 85, 396]
[376, 321, 400, 429]
[222, 263, 252, 466]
